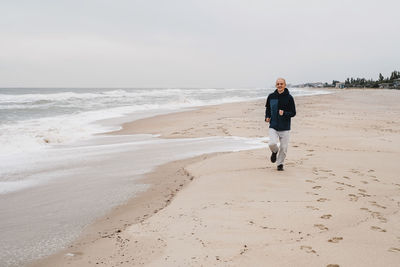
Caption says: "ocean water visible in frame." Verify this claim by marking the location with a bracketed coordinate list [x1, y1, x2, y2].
[0, 87, 329, 266]
[1, 88, 265, 153]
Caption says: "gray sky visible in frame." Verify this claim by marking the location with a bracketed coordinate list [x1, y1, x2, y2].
[1, 0, 399, 87]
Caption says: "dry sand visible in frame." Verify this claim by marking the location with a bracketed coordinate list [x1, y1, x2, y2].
[32, 89, 400, 267]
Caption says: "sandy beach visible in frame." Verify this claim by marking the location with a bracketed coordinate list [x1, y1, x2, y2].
[32, 89, 400, 267]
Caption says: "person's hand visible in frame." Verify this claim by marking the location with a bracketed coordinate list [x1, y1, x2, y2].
[279, 110, 284, 116]
[265, 118, 270, 123]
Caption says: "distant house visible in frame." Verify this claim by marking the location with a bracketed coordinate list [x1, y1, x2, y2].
[378, 83, 392, 89]
[335, 82, 345, 89]
[394, 78, 400, 89]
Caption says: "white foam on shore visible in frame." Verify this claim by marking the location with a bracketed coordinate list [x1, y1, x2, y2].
[0, 135, 268, 195]
[0, 97, 257, 157]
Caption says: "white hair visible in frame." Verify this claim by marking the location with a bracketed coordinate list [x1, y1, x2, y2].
[276, 77, 286, 84]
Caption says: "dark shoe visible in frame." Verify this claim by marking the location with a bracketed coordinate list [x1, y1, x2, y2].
[270, 152, 277, 163]
[277, 164, 284, 171]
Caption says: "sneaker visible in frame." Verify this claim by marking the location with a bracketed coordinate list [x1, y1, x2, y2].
[270, 152, 277, 163]
[277, 164, 284, 171]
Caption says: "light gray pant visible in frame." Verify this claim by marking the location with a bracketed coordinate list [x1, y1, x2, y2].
[268, 128, 290, 166]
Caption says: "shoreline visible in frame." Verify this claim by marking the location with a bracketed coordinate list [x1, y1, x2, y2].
[30, 152, 223, 266]
[32, 88, 400, 266]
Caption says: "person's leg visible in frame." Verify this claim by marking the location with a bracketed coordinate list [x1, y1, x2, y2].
[268, 128, 279, 153]
[277, 131, 290, 166]
[268, 128, 279, 163]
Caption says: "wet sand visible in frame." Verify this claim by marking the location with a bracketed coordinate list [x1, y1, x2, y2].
[32, 89, 400, 267]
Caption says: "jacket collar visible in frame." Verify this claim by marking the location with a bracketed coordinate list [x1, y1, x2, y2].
[274, 88, 289, 95]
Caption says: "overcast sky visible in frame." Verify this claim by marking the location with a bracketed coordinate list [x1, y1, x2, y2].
[1, 0, 399, 87]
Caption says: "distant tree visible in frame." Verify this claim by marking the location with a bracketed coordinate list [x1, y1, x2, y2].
[323, 70, 399, 90]
[332, 80, 339, 86]
[390, 70, 400, 80]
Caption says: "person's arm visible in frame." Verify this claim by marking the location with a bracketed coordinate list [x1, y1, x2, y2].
[265, 96, 271, 121]
[282, 96, 296, 118]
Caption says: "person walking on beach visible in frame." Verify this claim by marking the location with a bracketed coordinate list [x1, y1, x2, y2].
[265, 78, 296, 171]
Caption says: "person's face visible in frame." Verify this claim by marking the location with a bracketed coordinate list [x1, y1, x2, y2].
[276, 79, 286, 93]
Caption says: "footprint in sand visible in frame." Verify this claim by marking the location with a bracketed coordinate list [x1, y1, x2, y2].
[300, 245, 316, 254]
[343, 176, 350, 180]
[348, 194, 359, 202]
[336, 181, 349, 187]
[328, 237, 343, 243]
[312, 186, 322, 190]
[317, 198, 329, 202]
[370, 212, 388, 223]
[314, 224, 328, 231]
[361, 180, 369, 184]
[306, 179, 316, 183]
[306, 192, 319, 196]
[358, 192, 371, 197]
[336, 187, 344, 191]
[388, 247, 400, 252]
[239, 244, 249, 255]
[360, 208, 387, 223]
[371, 226, 386, 232]
[370, 201, 387, 209]
[321, 214, 332, 219]
[327, 264, 340, 267]
[306, 206, 319, 211]
[350, 169, 361, 174]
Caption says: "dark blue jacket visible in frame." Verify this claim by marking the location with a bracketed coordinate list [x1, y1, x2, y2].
[265, 88, 296, 131]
